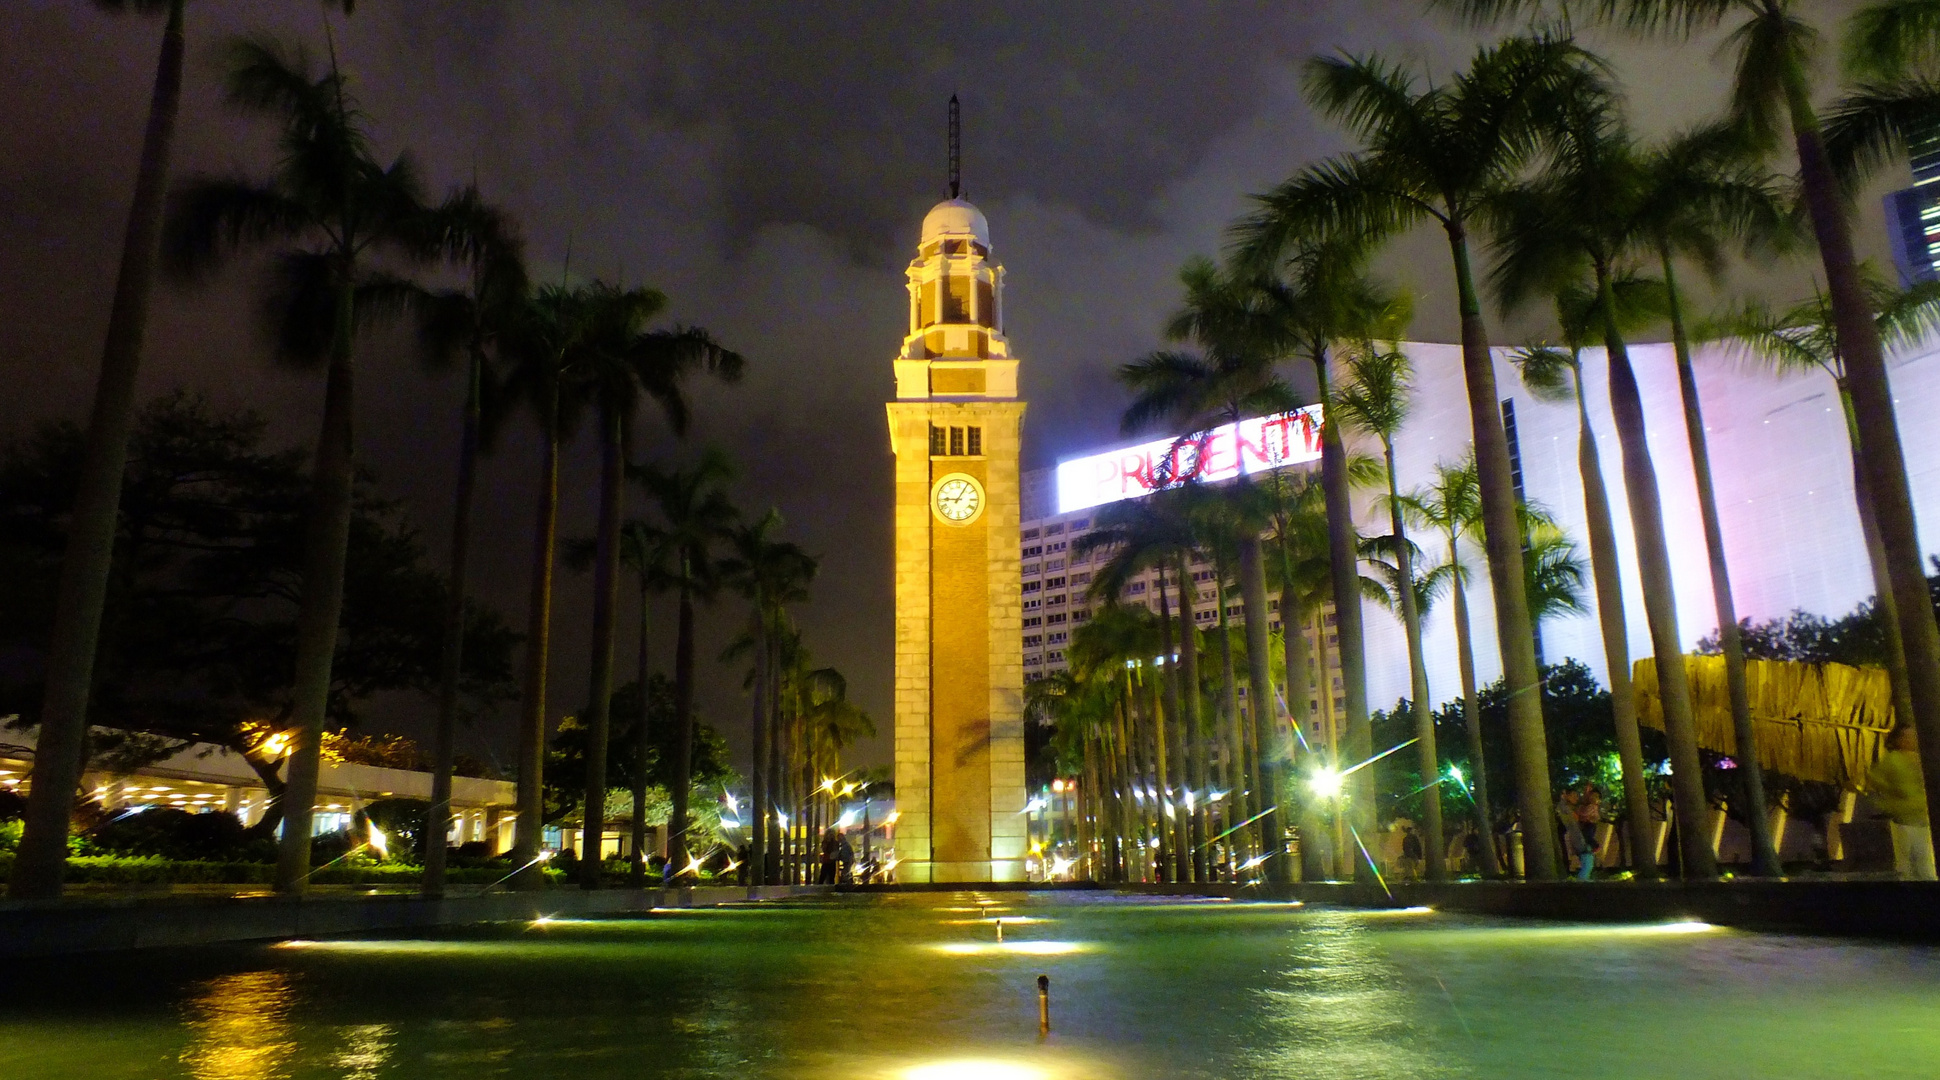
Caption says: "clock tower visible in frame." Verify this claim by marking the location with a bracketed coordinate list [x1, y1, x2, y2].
[885, 192, 1028, 883]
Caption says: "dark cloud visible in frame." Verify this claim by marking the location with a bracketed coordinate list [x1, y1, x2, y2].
[0, 0, 1908, 773]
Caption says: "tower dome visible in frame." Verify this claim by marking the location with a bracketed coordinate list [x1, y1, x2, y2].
[921, 198, 990, 247]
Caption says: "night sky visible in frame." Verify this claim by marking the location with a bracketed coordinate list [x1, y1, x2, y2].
[0, 1, 1899, 774]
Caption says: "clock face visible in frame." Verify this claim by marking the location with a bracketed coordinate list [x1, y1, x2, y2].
[932, 474, 984, 524]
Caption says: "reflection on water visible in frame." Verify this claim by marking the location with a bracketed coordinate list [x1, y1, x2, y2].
[330, 1024, 394, 1080]
[180, 971, 297, 1080]
[1249, 912, 1453, 1080]
[9, 894, 1940, 1080]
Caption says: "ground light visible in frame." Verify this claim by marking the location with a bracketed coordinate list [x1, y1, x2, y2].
[929, 941, 1090, 956]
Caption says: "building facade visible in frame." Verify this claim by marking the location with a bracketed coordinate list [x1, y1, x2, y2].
[1018, 460, 1348, 753]
[886, 198, 1028, 882]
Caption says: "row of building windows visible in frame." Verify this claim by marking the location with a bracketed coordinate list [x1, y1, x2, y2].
[1022, 519, 1088, 540]
[931, 425, 983, 456]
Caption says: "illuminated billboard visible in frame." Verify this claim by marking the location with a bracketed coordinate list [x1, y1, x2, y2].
[1054, 405, 1325, 514]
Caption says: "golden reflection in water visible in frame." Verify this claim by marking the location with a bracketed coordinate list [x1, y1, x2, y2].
[330, 1024, 394, 1080]
[179, 971, 298, 1080]
[1253, 915, 1451, 1079]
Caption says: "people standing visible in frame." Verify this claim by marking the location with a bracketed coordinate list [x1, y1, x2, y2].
[1555, 786, 1589, 881]
[1575, 784, 1602, 882]
[1867, 725, 1936, 881]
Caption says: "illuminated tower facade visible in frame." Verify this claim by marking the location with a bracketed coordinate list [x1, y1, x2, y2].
[885, 193, 1028, 883]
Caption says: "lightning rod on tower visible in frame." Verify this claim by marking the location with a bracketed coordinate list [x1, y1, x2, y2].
[949, 94, 962, 199]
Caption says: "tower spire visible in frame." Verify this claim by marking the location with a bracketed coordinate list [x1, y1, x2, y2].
[948, 94, 961, 199]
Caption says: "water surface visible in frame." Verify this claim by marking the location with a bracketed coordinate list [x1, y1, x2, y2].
[3, 892, 1936, 1079]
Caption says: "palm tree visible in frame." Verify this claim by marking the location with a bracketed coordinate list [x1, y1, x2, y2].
[1069, 604, 1165, 880]
[1226, 239, 1409, 882]
[1333, 345, 1448, 880]
[638, 450, 740, 880]
[11, 0, 191, 900]
[496, 283, 585, 886]
[1459, 0, 1940, 885]
[155, 34, 437, 895]
[1708, 271, 1940, 740]
[1510, 323, 1658, 878]
[411, 188, 526, 897]
[9, 0, 366, 905]
[722, 510, 817, 885]
[1079, 489, 1201, 881]
[1402, 456, 1504, 876]
[618, 519, 675, 887]
[1486, 74, 1727, 878]
[1237, 38, 1587, 878]
[568, 287, 743, 889]
[1638, 126, 1792, 877]
[1127, 259, 1307, 882]
[1520, 513, 1591, 628]
[1260, 467, 1340, 880]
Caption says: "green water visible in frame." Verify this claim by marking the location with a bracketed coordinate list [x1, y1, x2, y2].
[3, 892, 1937, 1079]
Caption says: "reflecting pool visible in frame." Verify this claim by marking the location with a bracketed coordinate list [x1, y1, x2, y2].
[4, 892, 1939, 1079]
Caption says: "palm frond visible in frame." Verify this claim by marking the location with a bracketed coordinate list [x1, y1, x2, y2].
[1844, 0, 1940, 81]
[1823, 81, 1940, 192]
[1510, 344, 1578, 403]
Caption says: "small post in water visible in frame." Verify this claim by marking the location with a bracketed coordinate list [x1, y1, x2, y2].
[1037, 974, 1050, 1034]
[995, 918, 1004, 942]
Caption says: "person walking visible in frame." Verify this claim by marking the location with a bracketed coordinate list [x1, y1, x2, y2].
[1867, 725, 1936, 881]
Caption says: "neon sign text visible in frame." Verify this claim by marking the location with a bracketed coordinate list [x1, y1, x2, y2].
[1054, 406, 1324, 514]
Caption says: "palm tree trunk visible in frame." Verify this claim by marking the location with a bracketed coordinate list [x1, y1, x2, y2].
[1177, 555, 1208, 883]
[1156, 576, 1178, 883]
[1839, 387, 1918, 732]
[273, 273, 360, 896]
[1125, 686, 1132, 880]
[1385, 449, 1446, 881]
[749, 616, 769, 889]
[1445, 223, 1556, 879]
[1664, 259, 1780, 875]
[1447, 541, 1502, 877]
[1282, 580, 1327, 883]
[1565, 371, 1652, 877]
[1596, 265, 1717, 879]
[1213, 574, 1248, 874]
[511, 416, 560, 888]
[11, 0, 185, 901]
[668, 578, 698, 880]
[767, 651, 785, 884]
[578, 408, 625, 889]
[631, 577, 651, 890]
[1314, 345, 1380, 882]
[1083, 724, 1101, 880]
[422, 347, 482, 898]
[1785, 70, 1940, 835]
[1238, 535, 1288, 882]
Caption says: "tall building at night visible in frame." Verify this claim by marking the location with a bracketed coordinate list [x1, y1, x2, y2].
[1885, 119, 1940, 283]
[1018, 412, 1348, 752]
[884, 194, 1028, 883]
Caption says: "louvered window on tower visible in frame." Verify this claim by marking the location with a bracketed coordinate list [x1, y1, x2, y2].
[950, 426, 965, 456]
[967, 426, 982, 455]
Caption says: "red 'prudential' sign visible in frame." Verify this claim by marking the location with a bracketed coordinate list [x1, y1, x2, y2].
[1055, 405, 1325, 514]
